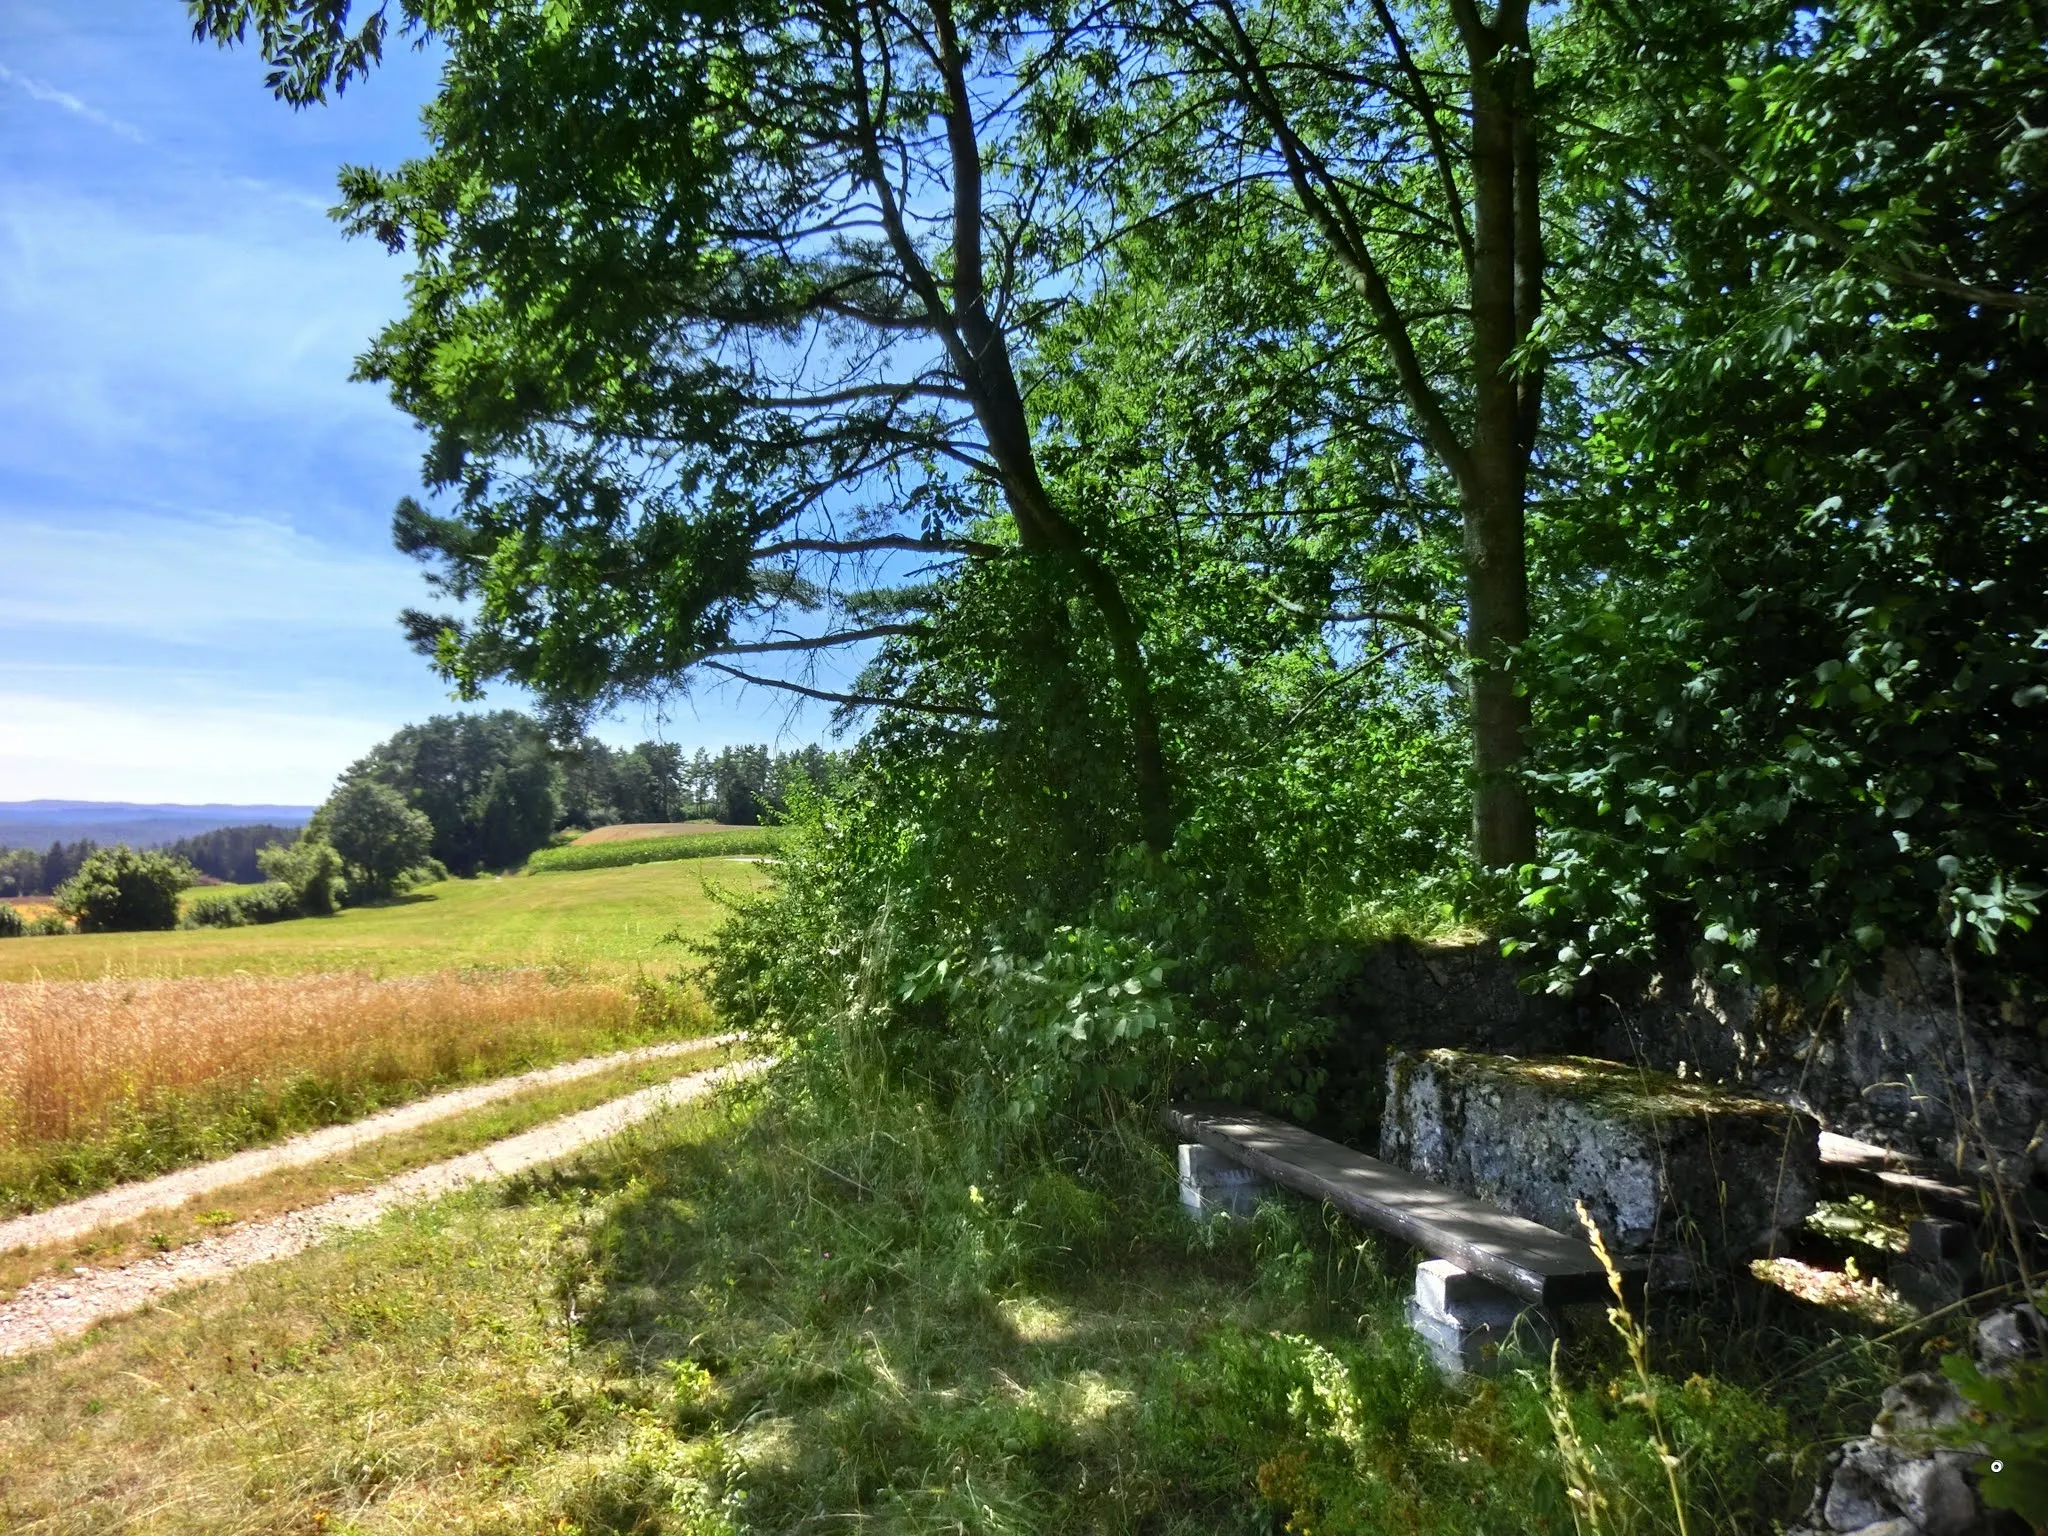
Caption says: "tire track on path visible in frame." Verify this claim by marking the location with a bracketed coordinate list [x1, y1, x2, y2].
[0, 1056, 769, 1359]
[0, 1035, 738, 1255]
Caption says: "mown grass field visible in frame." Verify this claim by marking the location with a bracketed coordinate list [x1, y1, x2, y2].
[0, 860, 769, 983]
[0, 1077, 1879, 1535]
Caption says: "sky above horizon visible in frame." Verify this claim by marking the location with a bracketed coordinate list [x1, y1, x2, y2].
[0, 4, 828, 806]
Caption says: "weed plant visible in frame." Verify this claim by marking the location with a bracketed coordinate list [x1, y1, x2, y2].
[527, 828, 789, 874]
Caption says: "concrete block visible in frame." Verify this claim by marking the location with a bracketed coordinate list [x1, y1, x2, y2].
[1177, 1143, 1268, 1220]
[1406, 1298, 1553, 1377]
[1414, 1259, 1523, 1328]
[1892, 1219, 1980, 1311]
[1408, 1259, 1552, 1376]
[1905, 1217, 1973, 1265]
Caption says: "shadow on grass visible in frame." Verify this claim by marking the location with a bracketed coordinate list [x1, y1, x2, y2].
[485, 1078, 1903, 1536]
[492, 1094, 1592, 1535]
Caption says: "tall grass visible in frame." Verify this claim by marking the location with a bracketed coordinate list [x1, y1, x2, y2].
[0, 969, 709, 1212]
[525, 826, 788, 874]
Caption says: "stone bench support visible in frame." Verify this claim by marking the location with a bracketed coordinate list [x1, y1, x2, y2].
[1406, 1259, 1554, 1376]
[1178, 1142, 1270, 1220]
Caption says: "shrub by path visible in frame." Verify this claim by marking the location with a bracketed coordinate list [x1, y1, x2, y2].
[0, 1056, 769, 1359]
[0, 1035, 737, 1254]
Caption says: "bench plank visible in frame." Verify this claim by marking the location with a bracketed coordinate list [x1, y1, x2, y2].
[1166, 1104, 1615, 1306]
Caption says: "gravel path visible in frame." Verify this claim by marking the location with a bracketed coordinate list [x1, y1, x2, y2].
[0, 1035, 737, 1255]
[0, 1056, 769, 1359]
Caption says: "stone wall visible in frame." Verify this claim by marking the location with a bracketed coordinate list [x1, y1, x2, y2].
[1596, 950, 2047, 1184]
[1320, 940, 2047, 1185]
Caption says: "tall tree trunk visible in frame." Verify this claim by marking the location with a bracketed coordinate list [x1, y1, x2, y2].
[1460, 6, 1538, 868]
[1201, 0, 1542, 866]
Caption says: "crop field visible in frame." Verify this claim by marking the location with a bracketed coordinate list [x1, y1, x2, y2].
[0, 860, 765, 1211]
[0, 859, 768, 983]
[526, 825, 788, 874]
[0, 968, 705, 1213]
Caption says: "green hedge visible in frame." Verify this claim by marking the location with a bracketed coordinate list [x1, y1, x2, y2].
[184, 883, 305, 928]
[524, 825, 789, 873]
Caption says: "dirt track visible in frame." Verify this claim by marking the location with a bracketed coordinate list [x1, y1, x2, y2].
[0, 1057, 768, 1359]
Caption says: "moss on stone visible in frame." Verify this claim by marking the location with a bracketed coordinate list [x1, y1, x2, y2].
[1414, 1048, 1804, 1124]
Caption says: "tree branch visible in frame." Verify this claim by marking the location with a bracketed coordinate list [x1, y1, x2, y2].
[1330, 607, 1462, 651]
[698, 624, 925, 657]
[1684, 132, 2047, 313]
[1199, 0, 1476, 489]
[1365, 0, 1475, 277]
[752, 534, 1008, 560]
[699, 659, 997, 720]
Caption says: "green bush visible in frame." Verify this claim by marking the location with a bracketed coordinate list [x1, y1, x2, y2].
[183, 891, 249, 929]
[524, 826, 788, 873]
[54, 847, 194, 933]
[184, 883, 304, 929]
[25, 911, 69, 936]
[401, 855, 452, 888]
[257, 839, 345, 916]
[0, 903, 24, 940]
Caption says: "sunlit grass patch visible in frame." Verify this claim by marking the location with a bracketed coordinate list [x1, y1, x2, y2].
[0, 858, 767, 983]
[1751, 1254, 1915, 1327]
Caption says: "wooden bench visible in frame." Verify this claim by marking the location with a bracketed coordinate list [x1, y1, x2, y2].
[1166, 1104, 1617, 1308]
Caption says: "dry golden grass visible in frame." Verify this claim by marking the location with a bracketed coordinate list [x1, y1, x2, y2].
[0, 969, 714, 1213]
[0, 970, 638, 1149]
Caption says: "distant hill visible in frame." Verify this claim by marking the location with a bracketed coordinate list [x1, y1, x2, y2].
[0, 801, 315, 850]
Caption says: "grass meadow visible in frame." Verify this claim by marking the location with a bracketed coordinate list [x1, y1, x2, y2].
[571, 820, 731, 843]
[0, 860, 768, 983]
[526, 826, 789, 875]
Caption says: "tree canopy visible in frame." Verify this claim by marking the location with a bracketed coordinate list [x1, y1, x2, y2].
[196, 0, 2047, 1051]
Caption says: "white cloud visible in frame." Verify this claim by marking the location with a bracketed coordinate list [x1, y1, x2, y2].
[0, 59, 144, 142]
[0, 181, 411, 466]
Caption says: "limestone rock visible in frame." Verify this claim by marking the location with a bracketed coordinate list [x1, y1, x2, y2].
[1792, 1362, 2014, 1536]
[1381, 1048, 1820, 1273]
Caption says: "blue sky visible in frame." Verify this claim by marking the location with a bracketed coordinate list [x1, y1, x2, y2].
[0, 3, 826, 805]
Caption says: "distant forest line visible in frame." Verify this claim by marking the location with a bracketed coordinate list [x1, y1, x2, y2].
[0, 722, 836, 896]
